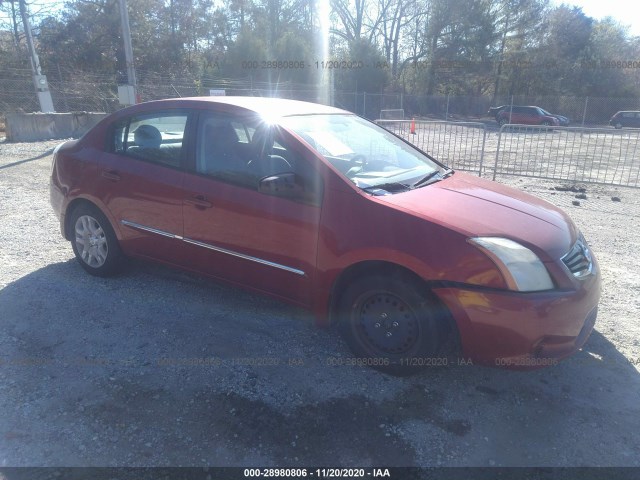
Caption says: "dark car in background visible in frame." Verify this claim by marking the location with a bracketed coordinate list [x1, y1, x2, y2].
[609, 111, 640, 129]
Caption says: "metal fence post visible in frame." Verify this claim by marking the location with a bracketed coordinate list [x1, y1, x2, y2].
[581, 96, 588, 128]
[363, 92, 366, 118]
[479, 125, 487, 177]
[509, 95, 514, 123]
[354, 86, 358, 115]
[493, 124, 504, 181]
[445, 93, 450, 121]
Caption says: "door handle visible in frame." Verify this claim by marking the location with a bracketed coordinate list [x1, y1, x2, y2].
[101, 170, 121, 181]
[185, 195, 213, 209]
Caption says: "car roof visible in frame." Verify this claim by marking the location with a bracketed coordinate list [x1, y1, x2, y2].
[138, 96, 349, 118]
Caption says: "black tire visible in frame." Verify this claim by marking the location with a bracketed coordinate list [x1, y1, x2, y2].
[498, 118, 509, 126]
[69, 204, 123, 277]
[336, 272, 448, 375]
[541, 120, 551, 126]
[615, 123, 622, 129]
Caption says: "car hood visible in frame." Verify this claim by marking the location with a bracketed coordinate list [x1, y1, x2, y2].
[375, 172, 577, 260]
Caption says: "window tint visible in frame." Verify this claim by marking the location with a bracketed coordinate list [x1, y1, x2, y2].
[195, 112, 259, 187]
[195, 112, 322, 204]
[112, 112, 188, 168]
[232, 121, 252, 143]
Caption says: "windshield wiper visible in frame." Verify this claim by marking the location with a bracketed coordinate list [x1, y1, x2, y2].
[411, 168, 454, 189]
[361, 182, 412, 194]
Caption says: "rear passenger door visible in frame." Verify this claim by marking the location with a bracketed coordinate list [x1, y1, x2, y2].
[96, 110, 192, 263]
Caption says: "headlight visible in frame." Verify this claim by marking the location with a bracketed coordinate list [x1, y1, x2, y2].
[468, 237, 554, 292]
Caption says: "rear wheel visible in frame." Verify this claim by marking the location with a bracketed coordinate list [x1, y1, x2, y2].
[541, 120, 551, 126]
[337, 272, 448, 375]
[69, 204, 123, 277]
[498, 118, 509, 126]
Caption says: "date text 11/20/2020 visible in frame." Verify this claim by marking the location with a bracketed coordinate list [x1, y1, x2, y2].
[243, 468, 391, 478]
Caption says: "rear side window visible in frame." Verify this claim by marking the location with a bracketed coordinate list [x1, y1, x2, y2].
[111, 112, 189, 168]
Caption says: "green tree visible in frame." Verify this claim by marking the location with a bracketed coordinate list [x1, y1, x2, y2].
[335, 37, 388, 92]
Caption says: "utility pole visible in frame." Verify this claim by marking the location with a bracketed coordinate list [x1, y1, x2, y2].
[17, 0, 55, 112]
[117, 0, 137, 105]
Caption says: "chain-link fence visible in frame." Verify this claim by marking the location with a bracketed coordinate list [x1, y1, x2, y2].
[0, 75, 323, 116]
[3, 73, 640, 188]
[361, 93, 640, 126]
[2, 73, 639, 127]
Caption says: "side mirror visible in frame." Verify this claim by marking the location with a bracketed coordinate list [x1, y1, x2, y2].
[258, 172, 303, 198]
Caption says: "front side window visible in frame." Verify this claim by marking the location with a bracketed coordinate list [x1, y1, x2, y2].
[279, 114, 442, 191]
[195, 112, 322, 203]
[195, 112, 260, 187]
[112, 112, 188, 168]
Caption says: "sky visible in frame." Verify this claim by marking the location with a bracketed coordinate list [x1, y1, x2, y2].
[554, 0, 640, 36]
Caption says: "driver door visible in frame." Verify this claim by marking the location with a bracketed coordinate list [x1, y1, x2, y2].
[181, 110, 323, 305]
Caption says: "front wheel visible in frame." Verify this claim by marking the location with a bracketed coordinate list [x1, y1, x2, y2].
[337, 273, 449, 375]
[69, 204, 123, 277]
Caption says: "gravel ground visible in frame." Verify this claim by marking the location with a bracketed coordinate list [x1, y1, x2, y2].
[0, 138, 639, 468]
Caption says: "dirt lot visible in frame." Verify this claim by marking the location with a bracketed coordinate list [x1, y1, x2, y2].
[0, 139, 639, 468]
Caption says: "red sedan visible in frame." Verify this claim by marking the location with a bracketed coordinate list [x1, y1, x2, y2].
[50, 97, 600, 374]
[496, 106, 560, 126]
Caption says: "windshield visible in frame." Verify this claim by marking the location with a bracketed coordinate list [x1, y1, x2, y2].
[279, 114, 443, 190]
